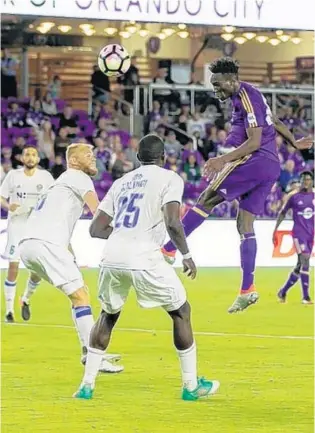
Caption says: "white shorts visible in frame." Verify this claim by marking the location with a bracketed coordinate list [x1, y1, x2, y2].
[4, 226, 23, 262]
[98, 260, 187, 314]
[19, 239, 84, 296]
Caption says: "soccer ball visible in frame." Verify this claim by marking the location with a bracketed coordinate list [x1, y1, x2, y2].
[98, 44, 131, 77]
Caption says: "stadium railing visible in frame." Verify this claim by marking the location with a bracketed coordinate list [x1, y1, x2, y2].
[159, 121, 197, 150]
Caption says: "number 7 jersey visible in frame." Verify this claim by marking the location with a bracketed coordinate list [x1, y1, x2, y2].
[99, 165, 184, 270]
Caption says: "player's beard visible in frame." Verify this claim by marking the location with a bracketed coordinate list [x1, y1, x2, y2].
[86, 165, 98, 176]
[24, 163, 37, 170]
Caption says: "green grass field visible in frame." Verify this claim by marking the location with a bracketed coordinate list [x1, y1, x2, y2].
[1, 268, 314, 433]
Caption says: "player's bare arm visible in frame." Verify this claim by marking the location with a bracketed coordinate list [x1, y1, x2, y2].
[83, 191, 99, 215]
[0, 197, 20, 212]
[163, 201, 196, 279]
[89, 209, 113, 239]
[272, 115, 313, 150]
[204, 127, 262, 176]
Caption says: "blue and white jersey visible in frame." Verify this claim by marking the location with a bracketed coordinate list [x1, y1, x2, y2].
[99, 165, 184, 270]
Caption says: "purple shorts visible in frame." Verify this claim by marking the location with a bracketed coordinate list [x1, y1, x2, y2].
[293, 236, 314, 255]
[210, 154, 280, 215]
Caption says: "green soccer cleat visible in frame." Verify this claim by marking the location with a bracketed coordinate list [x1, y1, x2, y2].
[73, 384, 94, 400]
[182, 377, 220, 401]
[228, 291, 259, 313]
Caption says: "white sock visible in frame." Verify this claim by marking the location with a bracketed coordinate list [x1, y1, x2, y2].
[71, 307, 86, 351]
[81, 347, 104, 388]
[22, 278, 40, 304]
[177, 341, 198, 391]
[73, 306, 94, 348]
[4, 280, 16, 314]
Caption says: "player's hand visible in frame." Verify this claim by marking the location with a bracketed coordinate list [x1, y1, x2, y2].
[203, 157, 225, 177]
[295, 136, 314, 150]
[272, 231, 278, 247]
[182, 258, 197, 280]
[9, 203, 20, 213]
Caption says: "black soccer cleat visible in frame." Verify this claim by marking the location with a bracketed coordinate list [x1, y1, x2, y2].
[5, 312, 15, 323]
[21, 301, 31, 321]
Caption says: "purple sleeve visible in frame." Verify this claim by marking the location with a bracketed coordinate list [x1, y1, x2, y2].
[239, 88, 266, 128]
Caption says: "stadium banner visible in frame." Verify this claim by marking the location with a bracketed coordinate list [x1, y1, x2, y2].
[1, 219, 314, 269]
[2, 0, 314, 30]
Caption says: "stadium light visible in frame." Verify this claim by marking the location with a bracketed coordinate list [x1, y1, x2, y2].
[58, 25, 72, 33]
[178, 24, 187, 30]
[291, 36, 301, 44]
[256, 35, 269, 43]
[221, 33, 234, 41]
[162, 28, 176, 36]
[119, 31, 131, 39]
[138, 28, 149, 37]
[276, 30, 284, 36]
[278, 34, 291, 42]
[243, 32, 256, 40]
[177, 30, 189, 39]
[104, 27, 118, 36]
[268, 38, 281, 46]
[234, 36, 246, 45]
[125, 22, 138, 34]
[223, 26, 235, 33]
[157, 32, 167, 40]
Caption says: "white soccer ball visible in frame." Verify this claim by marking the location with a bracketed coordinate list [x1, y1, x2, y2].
[98, 44, 131, 77]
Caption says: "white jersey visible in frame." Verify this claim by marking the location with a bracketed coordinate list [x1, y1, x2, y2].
[21, 168, 95, 247]
[99, 165, 184, 270]
[1, 168, 54, 227]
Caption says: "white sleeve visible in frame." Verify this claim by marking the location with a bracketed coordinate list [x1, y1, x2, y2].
[43, 172, 54, 191]
[98, 186, 115, 217]
[1, 171, 12, 199]
[161, 173, 184, 207]
[72, 172, 95, 199]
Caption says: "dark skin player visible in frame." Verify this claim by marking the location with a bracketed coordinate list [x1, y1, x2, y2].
[88, 137, 197, 357]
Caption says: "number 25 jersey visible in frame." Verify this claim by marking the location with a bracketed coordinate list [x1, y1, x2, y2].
[99, 165, 184, 270]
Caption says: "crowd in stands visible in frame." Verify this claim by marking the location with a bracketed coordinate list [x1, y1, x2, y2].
[1, 63, 314, 219]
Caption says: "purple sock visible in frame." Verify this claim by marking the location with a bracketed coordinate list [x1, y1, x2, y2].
[280, 271, 299, 296]
[240, 233, 257, 291]
[300, 266, 310, 300]
[163, 204, 209, 253]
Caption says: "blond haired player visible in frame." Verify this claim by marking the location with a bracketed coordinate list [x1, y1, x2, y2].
[1, 146, 54, 323]
[19, 143, 123, 373]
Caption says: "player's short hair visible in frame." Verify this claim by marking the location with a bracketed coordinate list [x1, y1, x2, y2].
[22, 145, 38, 154]
[137, 133, 165, 163]
[209, 57, 239, 76]
[300, 170, 314, 179]
[66, 143, 93, 163]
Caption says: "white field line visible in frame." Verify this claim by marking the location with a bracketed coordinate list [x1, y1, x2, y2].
[2, 322, 313, 341]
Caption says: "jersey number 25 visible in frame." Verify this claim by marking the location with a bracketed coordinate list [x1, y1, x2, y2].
[115, 193, 144, 229]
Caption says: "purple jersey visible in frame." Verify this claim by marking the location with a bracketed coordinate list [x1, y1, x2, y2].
[225, 82, 278, 163]
[282, 190, 315, 240]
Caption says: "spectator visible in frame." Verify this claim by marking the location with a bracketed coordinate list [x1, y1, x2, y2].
[50, 155, 66, 179]
[30, 88, 43, 109]
[279, 159, 298, 191]
[5, 102, 25, 128]
[200, 126, 218, 160]
[182, 141, 204, 166]
[26, 100, 45, 127]
[164, 130, 182, 157]
[264, 183, 282, 218]
[58, 105, 79, 138]
[48, 75, 62, 99]
[125, 136, 140, 169]
[1, 147, 12, 164]
[36, 120, 55, 169]
[94, 137, 112, 171]
[183, 153, 201, 183]
[1, 48, 18, 98]
[164, 150, 181, 173]
[152, 66, 180, 110]
[111, 151, 133, 180]
[176, 104, 192, 132]
[91, 102, 103, 124]
[91, 65, 110, 103]
[118, 56, 140, 103]
[1, 161, 12, 182]
[42, 92, 57, 116]
[54, 127, 71, 159]
[187, 112, 207, 138]
[155, 126, 166, 141]
[11, 136, 26, 169]
[144, 100, 164, 134]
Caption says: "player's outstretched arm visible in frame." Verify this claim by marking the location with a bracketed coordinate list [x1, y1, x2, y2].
[272, 115, 313, 150]
[83, 191, 99, 215]
[163, 202, 196, 279]
[89, 209, 113, 239]
[272, 195, 292, 246]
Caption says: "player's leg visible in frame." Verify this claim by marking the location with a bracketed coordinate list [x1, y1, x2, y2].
[4, 260, 19, 322]
[20, 272, 41, 321]
[299, 253, 312, 304]
[277, 256, 301, 302]
[162, 187, 224, 261]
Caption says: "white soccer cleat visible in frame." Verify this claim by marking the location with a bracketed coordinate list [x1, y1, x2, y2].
[99, 359, 124, 374]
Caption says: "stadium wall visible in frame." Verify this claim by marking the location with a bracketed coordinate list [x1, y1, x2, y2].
[0, 220, 313, 269]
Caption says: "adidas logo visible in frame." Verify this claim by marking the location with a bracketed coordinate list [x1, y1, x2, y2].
[220, 189, 227, 194]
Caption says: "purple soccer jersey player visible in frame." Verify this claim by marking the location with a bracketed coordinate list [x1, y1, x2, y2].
[162, 57, 313, 313]
[273, 171, 314, 304]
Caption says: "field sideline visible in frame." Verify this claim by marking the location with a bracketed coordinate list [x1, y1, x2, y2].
[1, 268, 314, 433]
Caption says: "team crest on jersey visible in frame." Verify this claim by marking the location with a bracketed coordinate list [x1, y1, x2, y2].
[247, 113, 257, 125]
[16, 184, 21, 189]
[37, 184, 43, 191]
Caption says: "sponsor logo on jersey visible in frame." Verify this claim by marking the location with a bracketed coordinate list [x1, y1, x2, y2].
[297, 207, 314, 219]
[37, 184, 43, 191]
[247, 113, 257, 125]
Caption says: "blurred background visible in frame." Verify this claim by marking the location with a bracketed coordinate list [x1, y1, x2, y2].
[1, 10, 314, 219]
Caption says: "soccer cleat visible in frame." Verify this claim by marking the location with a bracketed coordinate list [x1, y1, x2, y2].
[161, 247, 176, 265]
[277, 290, 286, 304]
[182, 377, 220, 401]
[228, 291, 259, 313]
[81, 355, 124, 373]
[73, 384, 94, 400]
[20, 299, 31, 321]
[5, 312, 14, 323]
[302, 298, 313, 305]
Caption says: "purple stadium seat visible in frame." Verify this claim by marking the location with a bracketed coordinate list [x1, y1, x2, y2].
[50, 117, 60, 130]
[7, 127, 23, 137]
[73, 110, 89, 121]
[55, 99, 66, 112]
